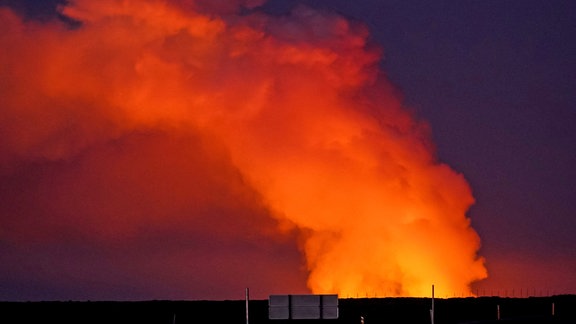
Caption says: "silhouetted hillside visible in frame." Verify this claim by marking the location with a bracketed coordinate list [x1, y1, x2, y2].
[1, 295, 575, 324]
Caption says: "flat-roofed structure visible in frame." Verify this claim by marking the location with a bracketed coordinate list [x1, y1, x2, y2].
[269, 294, 338, 320]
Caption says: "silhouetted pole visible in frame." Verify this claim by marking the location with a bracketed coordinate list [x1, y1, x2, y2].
[245, 288, 250, 324]
[430, 284, 435, 324]
[497, 304, 500, 320]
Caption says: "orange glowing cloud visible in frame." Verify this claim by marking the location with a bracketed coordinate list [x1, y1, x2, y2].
[0, 0, 486, 299]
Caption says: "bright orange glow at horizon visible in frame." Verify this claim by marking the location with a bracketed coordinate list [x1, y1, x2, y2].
[0, 0, 486, 298]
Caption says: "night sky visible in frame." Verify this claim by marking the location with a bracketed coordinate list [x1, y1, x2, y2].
[1, 0, 574, 300]
[280, 0, 576, 295]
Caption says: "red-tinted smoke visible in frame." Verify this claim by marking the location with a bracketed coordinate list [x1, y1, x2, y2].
[0, 0, 486, 299]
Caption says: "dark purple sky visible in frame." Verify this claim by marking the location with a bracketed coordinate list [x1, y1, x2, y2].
[1, 0, 575, 299]
[337, 0, 573, 291]
[266, 0, 576, 295]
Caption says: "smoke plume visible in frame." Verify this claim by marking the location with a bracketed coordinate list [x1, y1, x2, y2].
[0, 0, 486, 299]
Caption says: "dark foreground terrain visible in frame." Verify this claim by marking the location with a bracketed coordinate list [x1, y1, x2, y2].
[1, 295, 575, 324]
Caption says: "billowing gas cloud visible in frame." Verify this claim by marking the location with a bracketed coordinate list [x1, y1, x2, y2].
[0, 0, 486, 300]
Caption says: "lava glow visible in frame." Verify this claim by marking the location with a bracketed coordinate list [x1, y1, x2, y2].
[0, 0, 487, 298]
